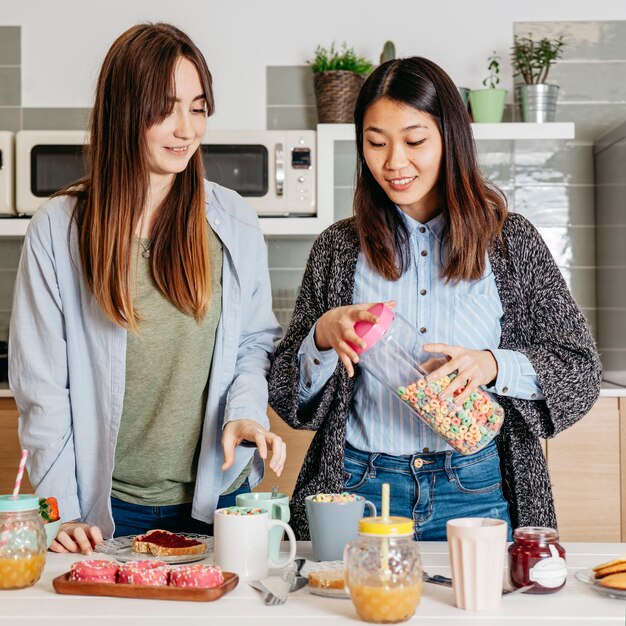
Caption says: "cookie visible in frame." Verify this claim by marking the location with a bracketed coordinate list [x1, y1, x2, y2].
[593, 556, 626, 579]
[598, 572, 626, 590]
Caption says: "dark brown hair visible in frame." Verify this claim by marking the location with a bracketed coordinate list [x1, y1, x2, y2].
[63, 22, 214, 330]
[354, 56, 507, 282]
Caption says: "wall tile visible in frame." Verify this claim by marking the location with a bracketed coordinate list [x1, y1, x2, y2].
[0, 310, 10, 342]
[0, 239, 22, 269]
[266, 105, 316, 130]
[334, 187, 354, 221]
[555, 103, 626, 141]
[265, 236, 314, 268]
[597, 309, 626, 350]
[0, 108, 21, 132]
[267, 66, 315, 106]
[334, 140, 356, 187]
[599, 350, 626, 384]
[596, 225, 626, 266]
[582, 307, 598, 342]
[0, 27, 20, 65]
[535, 225, 596, 267]
[22, 108, 90, 130]
[0, 270, 16, 310]
[476, 140, 514, 185]
[550, 61, 626, 103]
[0, 68, 20, 106]
[558, 266, 597, 309]
[514, 140, 593, 185]
[597, 268, 626, 309]
[269, 268, 306, 292]
[515, 21, 626, 62]
[514, 185, 595, 226]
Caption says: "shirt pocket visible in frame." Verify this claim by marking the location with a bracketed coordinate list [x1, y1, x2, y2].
[453, 293, 503, 350]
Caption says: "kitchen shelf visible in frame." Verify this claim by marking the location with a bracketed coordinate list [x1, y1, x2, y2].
[0, 217, 30, 237]
[0, 215, 335, 238]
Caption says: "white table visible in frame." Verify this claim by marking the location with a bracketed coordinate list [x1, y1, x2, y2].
[1, 541, 625, 625]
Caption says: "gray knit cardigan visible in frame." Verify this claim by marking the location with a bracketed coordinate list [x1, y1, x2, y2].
[268, 214, 602, 540]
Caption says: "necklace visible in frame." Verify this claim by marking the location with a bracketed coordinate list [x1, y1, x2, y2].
[139, 239, 151, 259]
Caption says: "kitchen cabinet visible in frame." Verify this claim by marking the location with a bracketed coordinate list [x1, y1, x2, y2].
[547, 396, 622, 542]
[0, 397, 32, 494]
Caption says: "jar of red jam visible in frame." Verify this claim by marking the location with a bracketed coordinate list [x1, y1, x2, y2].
[508, 527, 566, 594]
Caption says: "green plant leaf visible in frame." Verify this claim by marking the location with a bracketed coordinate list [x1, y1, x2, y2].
[308, 41, 373, 75]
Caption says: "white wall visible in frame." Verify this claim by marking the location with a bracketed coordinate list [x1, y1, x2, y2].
[2, 0, 626, 130]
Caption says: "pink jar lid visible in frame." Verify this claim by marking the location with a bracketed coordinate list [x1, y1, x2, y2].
[350, 303, 394, 355]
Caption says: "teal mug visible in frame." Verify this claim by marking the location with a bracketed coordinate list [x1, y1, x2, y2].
[236, 492, 290, 562]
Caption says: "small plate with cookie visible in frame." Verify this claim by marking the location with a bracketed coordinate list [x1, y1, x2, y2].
[575, 555, 626, 600]
[95, 529, 214, 564]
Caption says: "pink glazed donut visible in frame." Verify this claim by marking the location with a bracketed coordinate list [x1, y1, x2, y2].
[169, 564, 224, 588]
[117, 560, 170, 586]
[69, 559, 119, 583]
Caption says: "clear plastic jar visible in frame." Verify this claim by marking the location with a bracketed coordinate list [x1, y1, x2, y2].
[351, 303, 504, 455]
[344, 515, 422, 624]
[0, 494, 46, 590]
[508, 526, 566, 594]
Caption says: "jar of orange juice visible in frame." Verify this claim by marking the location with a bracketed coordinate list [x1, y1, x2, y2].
[0, 495, 46, 590]
[344, 515, 422, 624]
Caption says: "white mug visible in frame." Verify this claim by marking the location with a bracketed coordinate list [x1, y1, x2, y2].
[213, 507, 297, 580]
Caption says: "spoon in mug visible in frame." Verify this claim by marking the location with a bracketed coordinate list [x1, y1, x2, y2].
[271, 485, 280, 499]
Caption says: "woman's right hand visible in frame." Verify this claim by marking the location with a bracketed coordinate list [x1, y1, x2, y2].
[314, 301, 395, 378]
[49, 521, 104, 555]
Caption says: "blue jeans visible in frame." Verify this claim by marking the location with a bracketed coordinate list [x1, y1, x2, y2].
[343, 441, 512, 541]
[111, 480, 250, 537]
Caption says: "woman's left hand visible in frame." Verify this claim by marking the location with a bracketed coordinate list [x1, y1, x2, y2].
[221, 419, 287, 477]
[422, 343, 498, 405]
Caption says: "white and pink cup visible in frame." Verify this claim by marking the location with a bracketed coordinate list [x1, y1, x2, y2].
[213, 506, 296, 580]
[446, 517, 508, 611]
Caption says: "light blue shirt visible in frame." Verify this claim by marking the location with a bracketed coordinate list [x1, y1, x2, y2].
[298, 209, 543, 455]
[9, 180, 282, 537]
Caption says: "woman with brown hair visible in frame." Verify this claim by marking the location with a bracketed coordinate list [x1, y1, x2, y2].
[268, 56, 601, 540]
[9, 22, 285, 553]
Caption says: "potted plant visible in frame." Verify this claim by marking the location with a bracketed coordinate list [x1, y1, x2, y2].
[468, 52, 507, 123]
[511, 33, 566, 123]
[309, 42, 373, 124]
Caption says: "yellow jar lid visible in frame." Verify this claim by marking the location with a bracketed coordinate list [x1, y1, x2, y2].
[359, 515, 414, 536]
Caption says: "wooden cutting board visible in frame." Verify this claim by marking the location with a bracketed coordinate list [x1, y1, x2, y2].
[52, 570, 238, 602]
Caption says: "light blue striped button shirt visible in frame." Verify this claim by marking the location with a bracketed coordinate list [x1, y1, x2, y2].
[298, 208, 544, 455]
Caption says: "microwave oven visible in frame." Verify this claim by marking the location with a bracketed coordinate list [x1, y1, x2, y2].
[201, 130, 316, 217]
[16, 130, 88, 215]
[15, 129, 316, 217]
[0, 131, 15, 215]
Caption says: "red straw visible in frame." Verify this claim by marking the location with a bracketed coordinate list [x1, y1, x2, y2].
[12, 450, 28, 498]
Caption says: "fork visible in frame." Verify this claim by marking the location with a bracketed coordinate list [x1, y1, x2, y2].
[249, 579, 286, 606]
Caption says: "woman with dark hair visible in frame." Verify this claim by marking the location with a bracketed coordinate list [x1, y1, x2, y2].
[10, 23, 285, 553]
[268, 56, 601, 540]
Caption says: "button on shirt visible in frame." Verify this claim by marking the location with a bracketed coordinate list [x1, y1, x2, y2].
[298, 208, 544, 455]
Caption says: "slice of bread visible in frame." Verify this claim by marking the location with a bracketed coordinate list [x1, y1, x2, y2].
[593, 555, 626, 579]
[131, 529, 207, 557]
[308, 569, 346, 590]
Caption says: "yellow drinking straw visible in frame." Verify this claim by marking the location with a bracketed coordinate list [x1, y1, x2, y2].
[381, 483, 391, 582]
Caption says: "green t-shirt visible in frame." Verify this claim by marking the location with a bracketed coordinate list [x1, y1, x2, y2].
[111, 229, 223, 506]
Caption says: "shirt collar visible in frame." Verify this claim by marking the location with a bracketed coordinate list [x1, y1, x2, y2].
[396, 205, 447, 241]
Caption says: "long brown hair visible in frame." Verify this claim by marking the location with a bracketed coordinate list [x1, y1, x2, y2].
[354, 57, 507, 282]
[63, 23, 214, 331]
